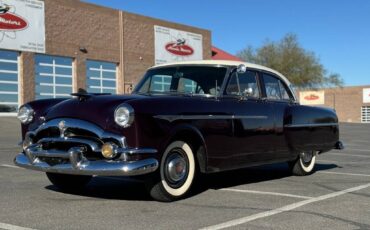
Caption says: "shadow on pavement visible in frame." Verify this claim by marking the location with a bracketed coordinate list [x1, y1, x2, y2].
[45, 163, 339, 201]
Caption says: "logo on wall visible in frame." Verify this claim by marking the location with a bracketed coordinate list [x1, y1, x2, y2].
[300, 91, 325, 105]
[165, 38, 194, 56]
[154, 25, 203, 65]
[0, 3, 28, 43]
[363, 88, 370, 103]
[304, 94, 319, 101]
[0, 0, 45, 53]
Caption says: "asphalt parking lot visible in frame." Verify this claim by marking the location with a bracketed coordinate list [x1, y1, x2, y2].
[0, 117, 370, 230]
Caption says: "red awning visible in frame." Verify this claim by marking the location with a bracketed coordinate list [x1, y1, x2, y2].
[211, 46, 241, 61]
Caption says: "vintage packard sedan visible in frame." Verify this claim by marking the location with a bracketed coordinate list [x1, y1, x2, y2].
[14, 60, 343, 201]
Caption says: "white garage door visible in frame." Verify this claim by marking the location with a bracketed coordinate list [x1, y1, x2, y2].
[0, 50, 19, 114]
[35, 55, 73, 99]
[362, 106, 370, 123]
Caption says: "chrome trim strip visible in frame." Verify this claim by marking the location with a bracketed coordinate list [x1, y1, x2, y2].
[14, 152, 159, 176]
[154, 115, 268, 122]
[284, 123, 339, 128]
[37, 137, 101, 152]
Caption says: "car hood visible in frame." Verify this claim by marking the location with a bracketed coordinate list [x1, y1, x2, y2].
[45, 94, 146, 129]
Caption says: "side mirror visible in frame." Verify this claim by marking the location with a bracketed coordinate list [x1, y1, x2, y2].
[237, 64, 247, 74]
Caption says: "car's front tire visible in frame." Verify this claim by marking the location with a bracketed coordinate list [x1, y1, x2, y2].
[289, 151, 317, 176]
[146, 141, 196, 202]
[46, 172, 92, 191]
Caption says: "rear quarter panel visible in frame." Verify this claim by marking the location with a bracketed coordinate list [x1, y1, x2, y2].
[284, 104, 339, 152]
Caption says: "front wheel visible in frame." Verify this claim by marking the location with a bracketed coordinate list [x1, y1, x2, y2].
[46, 172, 92, 191]
[146, 141, 196, 202]
[289, 151, 317, 176]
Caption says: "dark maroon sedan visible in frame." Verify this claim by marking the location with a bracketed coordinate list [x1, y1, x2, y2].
[14, 60, 343, 201]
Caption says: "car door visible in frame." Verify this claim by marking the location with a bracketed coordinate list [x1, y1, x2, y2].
[220, 69, 276, 169]
[260, 72, 295, 159]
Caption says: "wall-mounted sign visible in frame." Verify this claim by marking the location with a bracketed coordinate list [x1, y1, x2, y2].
[363, 88, 370, 103]
[154, 25, 202, 65]
[300, 91, 325, 105]
[0, 0, 45, 53]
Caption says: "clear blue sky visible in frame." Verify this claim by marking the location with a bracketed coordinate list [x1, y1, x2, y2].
[84, 0, 370, 86]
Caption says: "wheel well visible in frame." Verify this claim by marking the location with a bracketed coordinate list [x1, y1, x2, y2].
[168, 129, 207, 173]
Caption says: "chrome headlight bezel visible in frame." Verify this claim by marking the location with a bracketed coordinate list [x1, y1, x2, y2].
[114, 103, 134, 128]
[17, 105, 34, 124]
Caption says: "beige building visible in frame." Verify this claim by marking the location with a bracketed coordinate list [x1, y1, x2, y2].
[0, 0, 211, 115]
[298, 86, 370, 123]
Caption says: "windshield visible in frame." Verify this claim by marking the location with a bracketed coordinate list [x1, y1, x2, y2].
[134, 66, 228, 96]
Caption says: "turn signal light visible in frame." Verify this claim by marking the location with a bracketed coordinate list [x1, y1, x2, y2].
[101, 143, 117, 159]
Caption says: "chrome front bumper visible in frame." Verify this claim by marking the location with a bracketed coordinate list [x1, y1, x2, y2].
[14, 146, 159, 176]
[15, 118, 159, 176]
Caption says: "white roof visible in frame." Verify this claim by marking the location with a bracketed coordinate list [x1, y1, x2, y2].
[150, 60, 292, 86]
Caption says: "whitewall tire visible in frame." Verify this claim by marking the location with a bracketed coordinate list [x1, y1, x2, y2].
[147, 141, 196, 202]
[290, 151, 316, 176]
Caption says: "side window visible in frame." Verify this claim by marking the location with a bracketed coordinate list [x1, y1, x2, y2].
[262, 74, 291, 100]
[178, 78, 204, 94]
[226, 71, 260, 98]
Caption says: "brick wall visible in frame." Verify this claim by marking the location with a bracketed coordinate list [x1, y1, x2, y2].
[298, 85, 370, 123]
[20, 0, 211, 103]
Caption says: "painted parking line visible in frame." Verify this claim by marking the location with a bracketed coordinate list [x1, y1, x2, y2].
[220, 188, 312, 199]
[344, 148, 370, 153]
[317, 160, 370, 165]
[0, 222, 37, 230]
[328, 152, 370, 158]
[200, 182, 370, 230]
[0, 164, 21, 169]
[318, 171, 370, 178]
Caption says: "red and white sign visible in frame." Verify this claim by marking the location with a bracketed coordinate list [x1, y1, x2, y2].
[154, 25, 203, 65]
[300, 91, 325, 105]
[0, 0, 45, 53]
[165, 41, 194, 56]
[363, 88, 370, 103]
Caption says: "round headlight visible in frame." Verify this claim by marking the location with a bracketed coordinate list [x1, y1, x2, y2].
[17, 105, 34, 124]
[114, 104, 134, 128]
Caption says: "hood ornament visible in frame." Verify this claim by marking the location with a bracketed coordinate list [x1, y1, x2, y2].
[58, 120, 67, 138]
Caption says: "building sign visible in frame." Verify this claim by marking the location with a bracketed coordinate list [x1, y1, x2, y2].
[300, 91, 325, 105]
[363, 88, 370, 103]
[0, 0, 45, 53]
[154, 25, 202, 65]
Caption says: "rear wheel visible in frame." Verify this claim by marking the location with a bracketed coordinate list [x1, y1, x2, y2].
[146, 141, 196, 202]
[289, 151, 316, 176]
[46, 172, 92, 191]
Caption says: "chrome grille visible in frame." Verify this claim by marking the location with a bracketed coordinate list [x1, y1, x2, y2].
[25, 118, 126, 161]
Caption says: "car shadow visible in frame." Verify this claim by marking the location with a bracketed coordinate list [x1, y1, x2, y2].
[200, 163, 339, 191]
[45, 163, 339, 201]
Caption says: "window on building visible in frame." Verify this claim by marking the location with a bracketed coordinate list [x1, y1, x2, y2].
[35, 55, 73, 99]
[86, 60, 117, 94]
[362, 106, 370, 123]
[0, 50, 19, 113]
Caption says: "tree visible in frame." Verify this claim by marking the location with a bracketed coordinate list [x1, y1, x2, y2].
[236, 34, 343, 89]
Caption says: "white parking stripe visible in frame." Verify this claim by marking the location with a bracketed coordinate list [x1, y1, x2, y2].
[318, 171, 370, 177]
[0, 222, 37, 230]
[220, 188, 312, 199]
[317, 160, 370, 165]
[0, 164, 21, 169]
[346, 148, 370, 152]
[328, 152, 370, 158]
[200, 183, 370, 230]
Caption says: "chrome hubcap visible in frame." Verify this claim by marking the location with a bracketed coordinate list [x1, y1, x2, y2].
[301, 151, 314, 164]
[164, 149, 188, 187]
